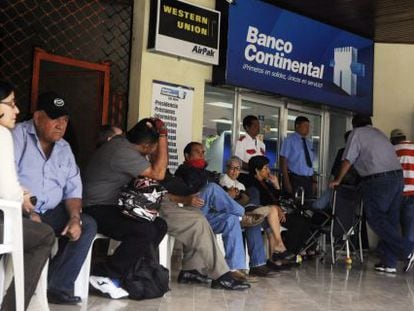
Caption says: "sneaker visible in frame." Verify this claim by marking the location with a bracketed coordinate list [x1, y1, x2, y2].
[374, 263, 396, 274]
[404, 252, 414, 272]
[240, 213, 265, 228]
[89, 276, 129, 299]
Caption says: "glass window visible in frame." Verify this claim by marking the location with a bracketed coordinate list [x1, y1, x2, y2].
[202, 85, 235, 172]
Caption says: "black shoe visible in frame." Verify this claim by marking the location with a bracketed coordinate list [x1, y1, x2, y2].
[211, 272, 250, 290]
[47, 289, 81, 305]
[272, 250, 295, 261]
[249, 265, 275, 277]
[177, 270, 211, 284]
[266, 260, 292, 271]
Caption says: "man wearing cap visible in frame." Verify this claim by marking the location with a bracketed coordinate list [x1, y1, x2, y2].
[12, 92, 97, 305]
[390, 129, 414, 243]
[330, 115, 414, 274]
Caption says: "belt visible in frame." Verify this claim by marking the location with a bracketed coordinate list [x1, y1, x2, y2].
[361, 169, 402, 181]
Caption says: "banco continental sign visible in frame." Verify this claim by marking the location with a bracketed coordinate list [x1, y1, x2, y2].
[148, 0, 220, 65]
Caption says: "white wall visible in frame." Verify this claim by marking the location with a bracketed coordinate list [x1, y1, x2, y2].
[127, 0, 215, 142]
[373, 43, 414, 139]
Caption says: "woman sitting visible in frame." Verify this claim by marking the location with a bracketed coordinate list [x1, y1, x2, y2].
[246, 155, 311, 261]
[220, 156, 292, 261]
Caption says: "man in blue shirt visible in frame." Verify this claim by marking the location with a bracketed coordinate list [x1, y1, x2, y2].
[280, 116, 315, 199]
[13, 92, 97, 305]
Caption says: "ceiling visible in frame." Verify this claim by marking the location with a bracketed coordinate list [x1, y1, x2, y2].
[263, 0, 414, 44]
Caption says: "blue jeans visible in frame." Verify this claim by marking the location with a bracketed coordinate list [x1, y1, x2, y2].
[401, 195, 414, 243]
[312, 188, 332, 210]
[199, 183, 246, 270]
[245, 224, 267, 267]
[41, 204, 97, 294]
[361, 172, 413, 267]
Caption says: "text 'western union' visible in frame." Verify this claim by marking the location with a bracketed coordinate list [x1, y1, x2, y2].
[163, 5, 209, 36]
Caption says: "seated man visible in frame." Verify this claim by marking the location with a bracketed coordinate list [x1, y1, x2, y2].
[12, 92, 97, 305]
[83, 118, 168, 298]
[174, 142, 273, 278]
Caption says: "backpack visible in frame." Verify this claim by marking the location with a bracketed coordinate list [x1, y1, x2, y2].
[122, 256, 170, 300]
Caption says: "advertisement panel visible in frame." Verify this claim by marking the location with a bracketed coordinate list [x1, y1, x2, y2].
[219, 0, 374, 114]
[151, 80, 194, 172]
[149, 0, 220, 65]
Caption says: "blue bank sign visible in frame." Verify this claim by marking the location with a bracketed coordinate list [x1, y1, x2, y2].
[216, 0, 374, 114]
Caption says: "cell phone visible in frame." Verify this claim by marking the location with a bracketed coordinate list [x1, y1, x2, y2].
[30, 196, 37, 206]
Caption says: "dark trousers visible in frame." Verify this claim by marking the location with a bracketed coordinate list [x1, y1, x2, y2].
[41, 204, 97, 294]
[361, 172, 414, 267]
[288, 173, 313, 199]
[282, 213, 312, 254]
[84, 205, 167, 278]
[1, 218, 55, 311]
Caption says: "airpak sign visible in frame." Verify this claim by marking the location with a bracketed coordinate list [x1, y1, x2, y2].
[148, 0, 220, 65]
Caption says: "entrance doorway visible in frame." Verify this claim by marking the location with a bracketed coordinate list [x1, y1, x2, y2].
[31, 48, 111, 170]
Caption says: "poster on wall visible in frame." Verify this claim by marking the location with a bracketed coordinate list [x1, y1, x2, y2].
[148, 0, 220, 65]
[151, 80, 194, 172]
[214, 0, 374, 115]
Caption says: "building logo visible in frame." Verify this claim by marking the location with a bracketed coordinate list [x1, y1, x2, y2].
[331, 46, 365, 96]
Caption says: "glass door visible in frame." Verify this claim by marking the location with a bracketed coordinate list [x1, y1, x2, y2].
[237, 94, 285, 171]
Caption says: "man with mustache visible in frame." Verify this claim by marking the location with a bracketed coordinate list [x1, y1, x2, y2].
[12, 92, 97, 305]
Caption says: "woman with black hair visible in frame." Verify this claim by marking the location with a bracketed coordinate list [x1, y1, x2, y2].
[246, 155, 311, 259]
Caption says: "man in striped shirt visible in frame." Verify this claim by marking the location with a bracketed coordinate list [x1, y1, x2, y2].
[390, 129, 414, 242]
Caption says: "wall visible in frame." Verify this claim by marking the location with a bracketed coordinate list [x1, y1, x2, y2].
[373, 43, 414, 139]
[128, 0, 215, 140]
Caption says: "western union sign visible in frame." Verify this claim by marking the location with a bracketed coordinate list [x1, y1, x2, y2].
[148, 0, 220, 65]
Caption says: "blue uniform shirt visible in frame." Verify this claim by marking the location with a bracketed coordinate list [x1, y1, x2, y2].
[280, 132, 315, 176]
[12, 120, 82, 213]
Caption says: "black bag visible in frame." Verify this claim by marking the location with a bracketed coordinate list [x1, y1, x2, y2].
[118, 177, 167, 221]
[122, 256, 170, 300]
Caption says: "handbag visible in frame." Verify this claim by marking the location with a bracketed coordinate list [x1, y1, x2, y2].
[118, 177, 167, 221]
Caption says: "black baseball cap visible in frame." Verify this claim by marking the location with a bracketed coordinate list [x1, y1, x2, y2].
[37, 92, 69, 119]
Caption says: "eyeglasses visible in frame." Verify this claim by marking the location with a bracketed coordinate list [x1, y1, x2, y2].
[228, 166, 241, 171]
[0, 99, 17, 109]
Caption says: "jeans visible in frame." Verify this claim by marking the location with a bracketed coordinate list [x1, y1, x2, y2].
[199, 183, 246, 270]
[244, 224, 267, 267]
[41, 204, 97, 294]
[401, 195, 414, 242]
[312, 188, 332, 210]
[361, 172, 413, 267]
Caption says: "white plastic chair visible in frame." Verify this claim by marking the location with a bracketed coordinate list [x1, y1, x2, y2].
[0, 199, 25, 311]
[159, 234, 175, 278]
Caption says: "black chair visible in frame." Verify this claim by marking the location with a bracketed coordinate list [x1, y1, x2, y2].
[329, 184, 364, 264]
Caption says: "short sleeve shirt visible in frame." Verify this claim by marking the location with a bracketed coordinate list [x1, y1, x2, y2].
[219, 173, 246, 191]
[12, 120, 82, 213]
[280, 132, 315, 176]
[235, 134, 265, 164]
[83, 136, 150, 206]
[342, 126, 401, 177]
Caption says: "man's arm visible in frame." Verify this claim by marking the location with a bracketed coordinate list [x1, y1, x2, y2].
[61, 198, 82, 241]
[167, 193, 204, 208]
[279, 156, 292, 194]
[329, 160, 352, 188]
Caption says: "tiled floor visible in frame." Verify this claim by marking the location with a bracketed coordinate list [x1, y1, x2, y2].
[49, 255, 414, 311]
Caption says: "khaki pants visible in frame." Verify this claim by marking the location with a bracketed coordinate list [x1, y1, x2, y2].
[160, 198, 229, 279]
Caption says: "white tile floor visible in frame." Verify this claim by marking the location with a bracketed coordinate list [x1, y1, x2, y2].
[48, 255, 414, 311]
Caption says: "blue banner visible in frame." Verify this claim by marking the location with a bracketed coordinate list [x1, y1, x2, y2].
[221, 0, 374, 114]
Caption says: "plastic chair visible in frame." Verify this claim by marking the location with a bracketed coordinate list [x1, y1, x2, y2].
[0, 199, 25, 311]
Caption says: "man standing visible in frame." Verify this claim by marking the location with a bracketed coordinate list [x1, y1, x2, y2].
[280, 116, 315, 199]
[13, 92, 97, 304]
[390, 129, 414, 242]
[235, 115, 265, 172]
[330, 115, 414, 273]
